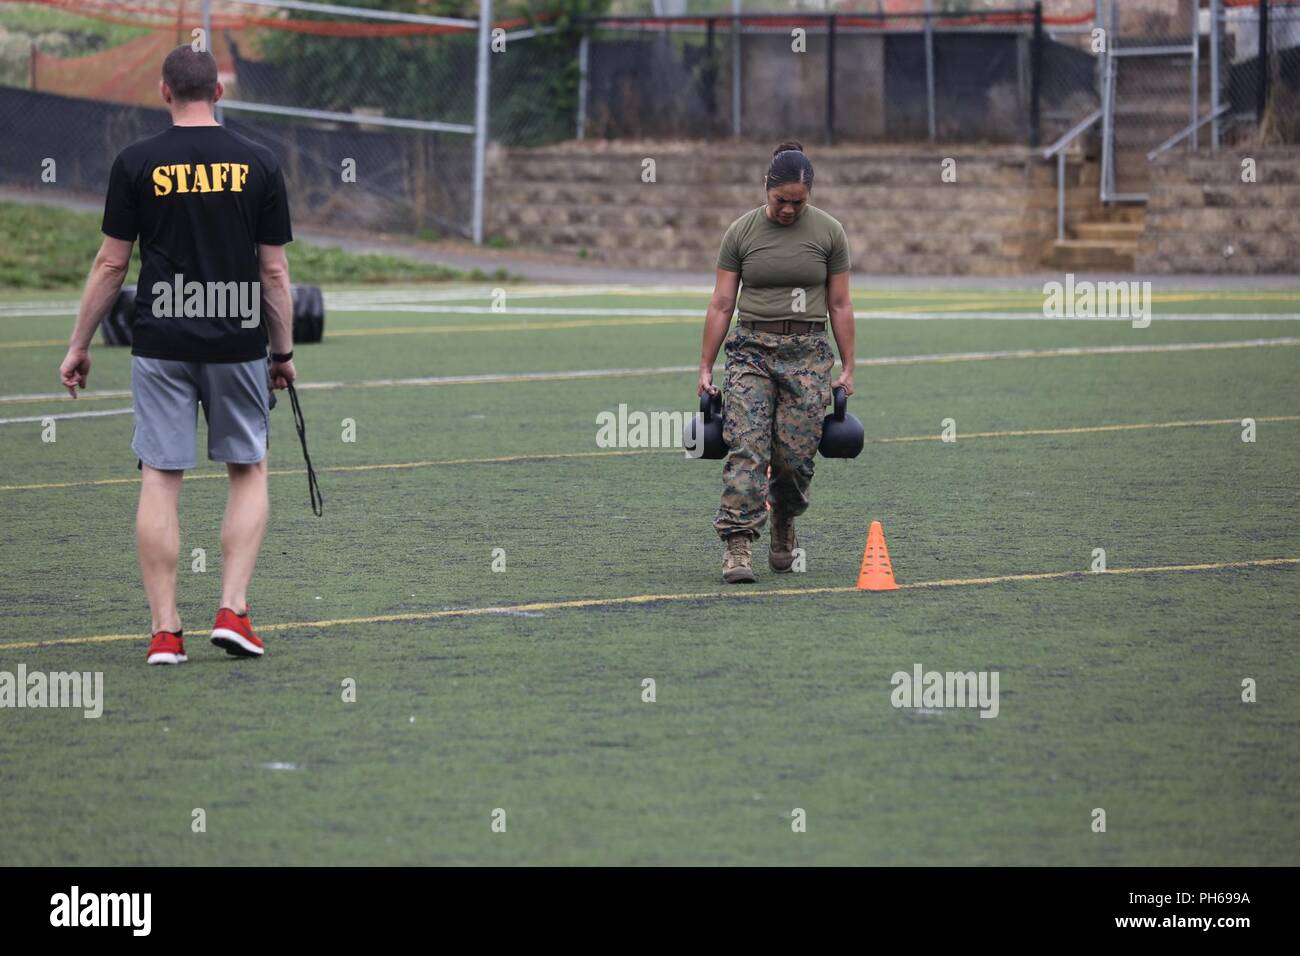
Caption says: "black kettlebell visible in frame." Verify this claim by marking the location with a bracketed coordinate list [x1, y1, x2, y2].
[685, 391, 729, 459]
[819, 386, 864, 458]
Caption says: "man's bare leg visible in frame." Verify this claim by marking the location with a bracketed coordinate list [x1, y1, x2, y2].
[219, 458, 268, 615]
[137, 465, 184, 633]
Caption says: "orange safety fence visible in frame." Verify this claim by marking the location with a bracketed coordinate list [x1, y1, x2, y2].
[29, 29, 242, 105]
[4, 0, 541, 108]
[581, 11, 1095, 30]
[4, 0, 540, 34]
[16, 0, 1290, 111]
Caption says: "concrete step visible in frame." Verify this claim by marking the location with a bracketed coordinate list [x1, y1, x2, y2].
[1044, 239, 1138, 271]
[1093, 203, 1147, 224]
[1073, 221, 1145, 242]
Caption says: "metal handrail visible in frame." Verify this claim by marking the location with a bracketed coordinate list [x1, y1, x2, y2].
[1147, 105, 1232, 161]
[1043, 109, 1103, 241]
[1042, 108, 1103, 160]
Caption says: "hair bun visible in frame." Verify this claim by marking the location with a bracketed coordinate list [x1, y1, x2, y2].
[773, 141, 804, 157]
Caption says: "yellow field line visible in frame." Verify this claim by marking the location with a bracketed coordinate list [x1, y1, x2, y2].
[11, 287, 1295, 304]
[0, 449, 652, 492]
[8, 303, 1300, 348]
[414, 289, 1300, 303]
[1, 338, 67, 349]
[870, 414, 1300, 443]
[851, 291, 1300, 303]
[3, 556, 1296, 651]
[329, 316, 693, 337]
[887, 299, 1027, 314]
[1, 414, 1296, 493]
[0, 317, 696, 348]
[7, 335, 1299, 406]
[0, 392, 128, 406]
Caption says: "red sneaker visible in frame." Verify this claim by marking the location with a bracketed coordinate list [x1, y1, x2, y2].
[210, 608, 265, 658]
[146, 631, 187, 665]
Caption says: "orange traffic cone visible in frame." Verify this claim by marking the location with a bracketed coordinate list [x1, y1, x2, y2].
[856, 520, 899, 591]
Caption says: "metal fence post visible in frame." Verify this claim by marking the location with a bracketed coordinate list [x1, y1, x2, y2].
[1100, 0, 1116, 201]
[1057, 151, 1066, 241]
[826, 14, 836, 146]
[471, 0, 491, 245]
[732, 1, 742, 138]
[1094, 0, 1103, 97]
[1210, 0, 1221, 149]
[1030, 1, 1043, 148]
[1190, 0, 1199, 150]
[706, 17, 717, 133]
[924, 1, 936, 141]
[1257, 0, 1269, 123]
[202, 0, 222, 123]
[577, 30, 588, 140]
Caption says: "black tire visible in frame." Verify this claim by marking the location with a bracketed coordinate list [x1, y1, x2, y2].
[101, 287, 136, 346]
[309, 286, 325, 342]
[292, 284, 325, 343]
[290, 284, 306, 343]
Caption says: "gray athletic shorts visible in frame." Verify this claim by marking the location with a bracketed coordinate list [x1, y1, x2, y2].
[130, 356, 269, 471]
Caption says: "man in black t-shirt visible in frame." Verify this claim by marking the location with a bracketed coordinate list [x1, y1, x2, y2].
[58, 45, 298, 666]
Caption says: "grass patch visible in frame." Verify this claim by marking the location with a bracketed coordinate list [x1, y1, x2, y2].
[0, 199, 482, 289]
[284, 241, 467, 285]
[0, 199, 142, 290]
[0, 2, 151, 56]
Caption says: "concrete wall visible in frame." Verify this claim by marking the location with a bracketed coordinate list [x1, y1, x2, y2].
[1138, 148, 1300, 274]
[485, 141, 1093, 275]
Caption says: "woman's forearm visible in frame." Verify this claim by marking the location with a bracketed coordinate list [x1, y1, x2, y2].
[699, 304, 732, 371]
[829, 304, 855, 370]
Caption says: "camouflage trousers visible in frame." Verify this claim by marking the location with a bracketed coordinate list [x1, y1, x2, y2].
[713, 325, 835, 541]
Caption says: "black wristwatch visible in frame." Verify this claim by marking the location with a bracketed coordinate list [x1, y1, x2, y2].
[271, 351, 294, 363]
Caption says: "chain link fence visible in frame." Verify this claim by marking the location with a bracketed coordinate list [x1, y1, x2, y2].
[213, 0, 485, 240]
[565, 6, 1100, 146]
[1, 0, 1296, 245]
[0, 0, 493, 239]
[1096, 0, 1201, 198]
[1218, 0, 1300, 144]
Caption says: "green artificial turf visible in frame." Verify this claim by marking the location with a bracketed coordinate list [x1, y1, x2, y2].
[0, 285, 1297, 864]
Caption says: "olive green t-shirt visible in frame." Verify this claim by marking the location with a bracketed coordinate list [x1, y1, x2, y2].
[716, 204, 851, 323]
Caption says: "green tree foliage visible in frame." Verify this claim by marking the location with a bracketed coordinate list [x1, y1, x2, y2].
[251, 0, 610, 145]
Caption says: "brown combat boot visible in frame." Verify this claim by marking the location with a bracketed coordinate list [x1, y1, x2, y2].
[769, 513, 798, 572]
[722, 535, 756, 584]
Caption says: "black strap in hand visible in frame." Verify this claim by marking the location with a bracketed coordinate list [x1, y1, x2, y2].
[286, 382, 323, 517]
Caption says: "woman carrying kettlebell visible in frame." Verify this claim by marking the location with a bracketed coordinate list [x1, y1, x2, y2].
[697, 141, 856, 583]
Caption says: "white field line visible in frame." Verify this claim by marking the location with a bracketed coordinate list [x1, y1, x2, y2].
[9, 284, 1298, 316]
[0, 408, 134, 424]
[10, 300, 1300, 323]
[0, 306, 80, 318]
[0, 286, 705, 319]
[323, 285, 704, 303]
[312, 287, 1300, 303]
[850, 312, 1300, 321]
[325, 304, 1300, 320]
[1, 337, 1296, 415]
[4, 277, 1298, 313]
[329, 305, 701, 316]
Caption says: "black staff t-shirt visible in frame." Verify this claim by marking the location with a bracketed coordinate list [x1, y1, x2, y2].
[101, 124, 293, 363]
